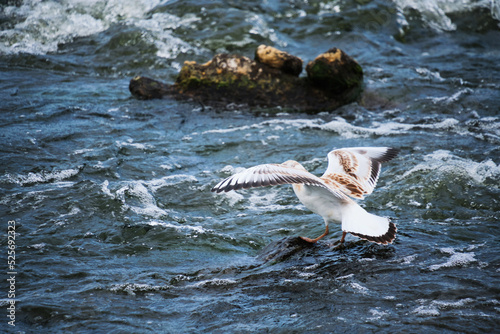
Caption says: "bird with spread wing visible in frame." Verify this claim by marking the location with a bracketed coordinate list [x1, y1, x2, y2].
[211, 147, 399, 245]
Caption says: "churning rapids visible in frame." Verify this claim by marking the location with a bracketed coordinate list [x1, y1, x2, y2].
[1, 0, 499, 333]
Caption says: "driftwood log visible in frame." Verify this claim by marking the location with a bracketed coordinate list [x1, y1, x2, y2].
[129, 45, 363, 112]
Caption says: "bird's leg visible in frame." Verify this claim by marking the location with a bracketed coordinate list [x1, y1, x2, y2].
[339, 231, 347, 244]
[331, 231, 347, 249]
[300, 225, 329, 243]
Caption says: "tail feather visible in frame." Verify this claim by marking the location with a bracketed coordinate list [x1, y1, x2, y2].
[341, 203, 397, 245]
[350, 221, 397, 245]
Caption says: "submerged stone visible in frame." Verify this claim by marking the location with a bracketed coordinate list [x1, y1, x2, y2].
[129, 75, 172, 100]
[129, 45, 363, 112]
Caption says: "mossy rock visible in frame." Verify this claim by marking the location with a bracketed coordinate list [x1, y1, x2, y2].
[130, 45, 363, 112]
[306, 47, 363, 93]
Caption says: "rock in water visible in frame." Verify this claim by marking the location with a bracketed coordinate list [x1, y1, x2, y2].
[306, 47, 363, 93]
[257, 236, 315, 263]
[174, 52, 301, 108]
[130, 45, 363, 112]
[255, 45, 303, 76]
[129, 76, 173, 100]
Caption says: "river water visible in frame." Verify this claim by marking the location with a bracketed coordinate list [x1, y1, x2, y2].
[1, 0, 499, 332]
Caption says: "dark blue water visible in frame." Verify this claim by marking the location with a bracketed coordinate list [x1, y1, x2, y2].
[1, 0, 499, 332]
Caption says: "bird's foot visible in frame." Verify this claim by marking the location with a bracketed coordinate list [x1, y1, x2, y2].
[329, 231, 347, 250]
[299, 225, 329, 244]
[299, 236, 317, 243]
[330, 239, 346, 250]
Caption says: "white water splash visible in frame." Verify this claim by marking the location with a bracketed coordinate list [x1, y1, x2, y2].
[0, 0, 204, 57]
[394, 0, 499, 32]
[147, 220, 208, 235]
[1, 168, 80, 186]
[400, 150, 500, 186]
[428, 247, 478, 271]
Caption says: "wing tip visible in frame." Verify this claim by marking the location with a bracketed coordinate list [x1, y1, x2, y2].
[381, 147, 400, 162]
[350, 221, 397, 245]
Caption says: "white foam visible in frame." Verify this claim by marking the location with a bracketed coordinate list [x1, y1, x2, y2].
[29, 243, 47, 250]
[318, 116, 460, 138]
[190, 278, 237, 288]
[238, 188, 299, 213]
[102, 173, 199, 218]
[146, 174, 198, 192]
[433, 298, 474, 309]
[2, 168, 79, 186]
[247, 190, 277, 208]
[0, 0, 205, 57]
[133, 12, 203, 59]
[416, 67, 445, 82]
[413, 298, 475, 317]
[349, 282, 369, 295]
[202, 125, 253, 134]
[368, 308, 389, 320]
[125, 182, 168, 218]
[246, 13, 281, 46]
[101, 180, 114, 199]
[401, 255, 417, 265]
[304, 264, 320, 271]
[115, 140, 154, 150]
[202, 118, 323, 136]
[103, 180, 168, 218]
[1, 1, 106, 54]
[426, 88, 473, 105]
[493, 0, 500, 21]
[147, 220, 208, 235]
[219, 165, 236, 175]
[73, 148, 94, 155]
[336, 273, 355, 280]
[401, 150, 500, 186]
[428, 247, 477, 271]
[394, 0, 497, 32]
[60, 206, 81, 217]
[130, 202, 168, 219]
[110, 283, 170, 296]
[217, 190, 245, 207]
[412, 305, 440, 316]
[261, 118, 324, 130]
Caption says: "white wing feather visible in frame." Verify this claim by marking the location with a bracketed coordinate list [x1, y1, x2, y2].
[212, 163, 349, 201]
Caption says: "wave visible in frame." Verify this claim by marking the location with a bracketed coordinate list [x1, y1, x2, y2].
[394, 0, 500, 32]
[100, 173, 199, 220]
[109, 283, 171, 296]
[0, 0, 202, 57]
[2, 0, 499, 57]
[1, 168, 80, 186]
[147, 220, 210, 235]
[428, 247, 478, 271]
[101, 179, 168, 219]
[199, 113, 499, 143]
[319, 117, 461, 138]
[400, 150, 500, 186]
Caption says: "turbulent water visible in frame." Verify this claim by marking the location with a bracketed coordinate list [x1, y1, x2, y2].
[1, 0, 500, 332]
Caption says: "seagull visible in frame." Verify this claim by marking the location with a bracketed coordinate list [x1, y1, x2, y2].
[211, 147, 399, 245]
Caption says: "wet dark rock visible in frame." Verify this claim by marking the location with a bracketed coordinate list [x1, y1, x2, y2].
[257, 236, 316, 263]
[306, 47, 363, 94]
[129, 75, 173, 100]
[129, 45, 363, 112]
[256, 235, 396, 265]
